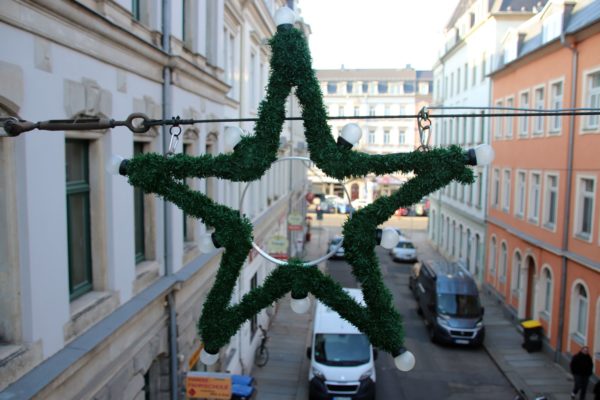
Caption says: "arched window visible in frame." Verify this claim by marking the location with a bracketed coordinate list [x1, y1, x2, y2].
[499, 242, 507, 283]
[511, 251, 522, 297]
[542, 267, 552, 315]
[573, 283, 588, 338]
[489, 237, 497, 276]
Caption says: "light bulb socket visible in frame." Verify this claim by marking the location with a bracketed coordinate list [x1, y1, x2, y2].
[210, 233, 222, 249]
[375, 228, 383, 244]
[291, 291, 308, 300]
[392, 347, 407, 358]
[464, 148, 477, 166]
[118, 159, 130, 176]
[277, 24, 294, 31]
[336, 136, 353, 150]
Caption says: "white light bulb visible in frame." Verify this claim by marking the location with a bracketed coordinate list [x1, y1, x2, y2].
[340, 123, 362, 146]
[474, 144, 495, 166]
[274, 7, 296, 26]
[224, 126, 243, 152]
[394, 350, 415, 371]
[379, 227, 401, 250]
[200, 349, 219, 365]
[199, 233, 217, 254]
[106, 154, 125, 175]
[290, 296, 311, 314]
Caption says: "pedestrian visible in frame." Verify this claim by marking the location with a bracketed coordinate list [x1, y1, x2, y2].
[570, 346, 594, 400]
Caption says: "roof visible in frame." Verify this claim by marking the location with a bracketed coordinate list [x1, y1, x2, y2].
[422, 260, 479, 295]
[496, 0, 600, 71]
[314, 288, 365, 334]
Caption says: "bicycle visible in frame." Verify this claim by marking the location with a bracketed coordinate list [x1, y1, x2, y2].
[254, 325, 269, 367]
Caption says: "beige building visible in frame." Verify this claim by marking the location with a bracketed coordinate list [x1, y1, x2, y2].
[0, 0, 308, 398]
[312, 68, 432, 204]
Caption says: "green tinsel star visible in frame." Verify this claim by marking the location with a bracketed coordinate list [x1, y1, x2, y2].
[124, 25, 475, 364]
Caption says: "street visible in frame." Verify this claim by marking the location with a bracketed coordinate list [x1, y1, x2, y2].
[316, 213, 518, 400]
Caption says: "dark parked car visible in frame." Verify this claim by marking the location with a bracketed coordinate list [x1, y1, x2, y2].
[409, 260, 485, 346]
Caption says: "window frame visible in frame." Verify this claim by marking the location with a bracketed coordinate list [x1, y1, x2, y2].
[519, 90, 530, 137]
[491, 168, 500, 209]
[514, 169, 527, 219]
[542, 172, 559, 231]
[548, 78, 564, 134]
[532, 84, 545, 136]
[573, 174, 596, 242]
[582, 68, 600, 132]
[502, 168, 511, 213]
[527, 171, 542, 225]
[505, 96, 514, 138]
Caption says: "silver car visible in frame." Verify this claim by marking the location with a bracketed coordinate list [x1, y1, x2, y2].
[328, 236, 345, 259]
[390, 239, 417, 263]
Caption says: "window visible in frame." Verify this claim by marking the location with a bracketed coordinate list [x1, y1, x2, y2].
[519, 91, 529, 136]
[183, 143, 195, 243]
[132, 0, 141, 20]
[499, 242, 507, 283]
[378, 81, 388, 94]
[362, 82, 369, 93]
[584, 71, 600, 129]
[456, 68, 461, 95]
[338, 106, 344, 117]
[542, 268, 552, 315]
[383, 129, 390, 145]
[134, 142, 146, 263]
[224, 27, 237, 99]
[506, 97, 514, 138]
[481, 53, 486, 82]
[476, 171, 483, 209]
[368, 129, 375, 145]
[515, 171, 526, 218]
[369, 106, 376, 116]
[250, 273, 258, 338]
[543, 174, 559, 229]
[502, 169, 511, 212]
[66, 139, 93, 300]
[528, 172, 541, 223]
[250, 51, 257, 110]
[494, 100, 503, 139]
[398, 130, 406, 144]
[575, 177, 595, 240]
[464, 63, 468, 91]
[533, 87, 545, 135]
[512, 251, 522, 297]
[549, 81, 563, 133]
[327, 82, 337, 94]
[450, 73, 454, 97]
[492, 169, 500, 209]
[384, 105, 390, 116]
[489, 237, 497, 276]
[346, 81, 353, 94]
[354, 106, 360, 117]
[403, 81, 415, 93]
[472, 64, 477, 86]
[573, 283, 588, 338]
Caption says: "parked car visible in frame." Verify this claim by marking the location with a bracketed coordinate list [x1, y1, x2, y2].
[327, 236, 345, 259]
[409, 260, 485, 346]
[351, 198, 370, 210]
[390, 238, 417, 263]
[325, 195, 352, 214]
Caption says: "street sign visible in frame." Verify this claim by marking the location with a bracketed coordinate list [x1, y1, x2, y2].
[287, 212, 303, 231]
[267, 234, 289, 260]
[186, 371, 231, 399]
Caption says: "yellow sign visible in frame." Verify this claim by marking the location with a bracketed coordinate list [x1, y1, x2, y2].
[287, 212, 303, 231]
[186, 372, 232, 399]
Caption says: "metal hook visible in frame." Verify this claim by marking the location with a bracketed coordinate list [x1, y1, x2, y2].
[167, 125, 182, 155]
[417, 107, 431, 151]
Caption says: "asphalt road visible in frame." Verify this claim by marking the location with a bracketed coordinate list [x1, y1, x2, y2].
[321, 215, 518, 400]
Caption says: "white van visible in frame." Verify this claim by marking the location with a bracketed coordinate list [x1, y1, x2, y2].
[306, 288, 376, 400]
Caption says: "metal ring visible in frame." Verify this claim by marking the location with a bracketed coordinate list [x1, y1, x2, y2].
[125, 113, 151, 133]
[238, 156, 352, 267]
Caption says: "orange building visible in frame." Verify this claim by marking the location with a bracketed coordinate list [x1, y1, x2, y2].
[487, 0, 600, 371]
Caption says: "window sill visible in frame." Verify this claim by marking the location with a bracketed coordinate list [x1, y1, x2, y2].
[571, 332, 586, 346]
[574, 232, 592, 243]
[542, 223, 556, 232]
[65, 291, 119, 343]
[134, 260, 161, 295]
[183, 243, 200, 265]
[0, 342, 43, 390]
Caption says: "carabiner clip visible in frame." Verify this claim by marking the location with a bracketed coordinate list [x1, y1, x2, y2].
[167, 125, 182, 156]
[417, 107, 431, 151]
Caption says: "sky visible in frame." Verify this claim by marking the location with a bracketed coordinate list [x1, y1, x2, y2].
[298, 0, 460, 71]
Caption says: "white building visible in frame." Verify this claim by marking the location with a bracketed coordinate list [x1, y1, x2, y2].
[0, 0, 309, 398]
[429, 0, 546, 284]
[313, 68, 432, 203]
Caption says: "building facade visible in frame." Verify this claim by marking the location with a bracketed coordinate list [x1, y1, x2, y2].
[0, 0, 309, 398]
[487, 0, 600, 370]
[312, 68, 433, 203]
[429, 0, 546, 284]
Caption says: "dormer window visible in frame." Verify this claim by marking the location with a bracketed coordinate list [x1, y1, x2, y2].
[542, 12, 562, 43]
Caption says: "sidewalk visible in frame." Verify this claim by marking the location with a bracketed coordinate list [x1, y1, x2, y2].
[410, 230, 582, 400]
[251, 227, 328, 400]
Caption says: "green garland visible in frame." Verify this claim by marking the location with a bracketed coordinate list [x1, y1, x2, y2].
[125, 26, 474, 358]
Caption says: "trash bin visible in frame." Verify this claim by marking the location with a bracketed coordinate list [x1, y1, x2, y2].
[521, 320, 543, 352]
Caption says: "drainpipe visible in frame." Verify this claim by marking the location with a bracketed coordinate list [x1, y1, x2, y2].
[556, 35, 578, 363]
[161, 1, 180, 397]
